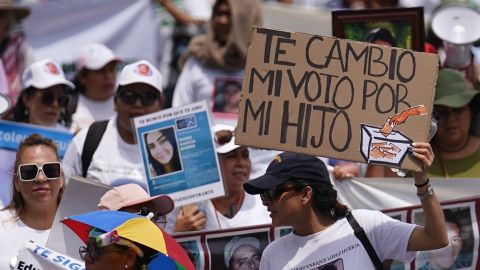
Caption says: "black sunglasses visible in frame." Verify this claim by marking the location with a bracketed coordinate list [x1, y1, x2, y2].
[136, 206, 167, 229]
[40, 91, 69, 107]
[260, 185, 306, 203]
[17, 162, 62, 181]
[117, 90, 159, 106]
[79, 245, 126, 262]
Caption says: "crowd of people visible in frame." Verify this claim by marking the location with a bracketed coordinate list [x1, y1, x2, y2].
[0, 0, 479, 269]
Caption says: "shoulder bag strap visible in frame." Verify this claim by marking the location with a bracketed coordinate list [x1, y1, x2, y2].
[346, 211, 385, 270]
[81, 120, 109, 177]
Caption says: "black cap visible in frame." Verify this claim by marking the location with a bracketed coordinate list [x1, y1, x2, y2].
[243, 152, 331, 195]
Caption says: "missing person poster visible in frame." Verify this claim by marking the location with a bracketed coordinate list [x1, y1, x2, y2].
[236, 27, 439, 171]
[134, 100, 225, 207]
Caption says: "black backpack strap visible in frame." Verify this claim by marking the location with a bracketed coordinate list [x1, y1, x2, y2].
[346, 211, 385, 270]
[81, 120, 109, 177]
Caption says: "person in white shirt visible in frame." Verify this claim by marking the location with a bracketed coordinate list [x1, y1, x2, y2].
[70, 43, 121, 133]
[0, 134, 65, 269]
[62, 60, 164, 190]
[166, 124, 270, 233]
[244, 148, 448, 270]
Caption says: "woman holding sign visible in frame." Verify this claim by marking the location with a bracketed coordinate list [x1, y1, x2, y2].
[0, 134, 65, 269]
[165, 124, 270, 232]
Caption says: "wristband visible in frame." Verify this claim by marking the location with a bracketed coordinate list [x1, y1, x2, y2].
[415, 178, 430, 188]
[417, 186, 434, 201]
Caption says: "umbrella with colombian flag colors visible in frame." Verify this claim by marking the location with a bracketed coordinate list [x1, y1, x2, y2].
[61, 210, 194, 270]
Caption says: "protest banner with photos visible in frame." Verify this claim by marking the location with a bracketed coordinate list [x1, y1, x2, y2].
[0, 120, 73, 157]
[173, 196, 480, 270]
[134, 100, 225, 207]
[384, 198, 480, 270]
[236, 27, 439, 171]
[15, 241, 85, 270]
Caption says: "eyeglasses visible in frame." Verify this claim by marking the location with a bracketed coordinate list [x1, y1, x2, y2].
[17, 162, 62, 181]
[136, 207, 167, 229]
[79, 245, 126, 262]
[214, 129, 233, 145]
[116, 90, 159, 106]
[260, 185, 306, 203]
[39, 91, 69, 107]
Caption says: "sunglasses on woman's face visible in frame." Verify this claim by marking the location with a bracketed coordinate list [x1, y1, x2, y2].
[39, 91, 69, 107]
[260, 185, 306, 203]
[116, 90, 159, 106]
[79, 245, 126, 262]
[17, 162, 62, 181]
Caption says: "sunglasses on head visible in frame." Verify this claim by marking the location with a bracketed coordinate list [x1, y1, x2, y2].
[117, 90, 159, 106]
[17, 162, 62, 181]
[39, 91, 69, 107]
[79, 245, 126, 263]
[260, 185, 306, 203]
[136, 206, 167, 229]
[214, 129, 233, 146]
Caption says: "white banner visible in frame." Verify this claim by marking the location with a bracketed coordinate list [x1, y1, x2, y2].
[15, 241, 84, 270]
[335, 177, 480, 210]
[23, 0, 158, 78]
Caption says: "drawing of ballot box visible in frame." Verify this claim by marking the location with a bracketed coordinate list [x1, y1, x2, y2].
[360, 124, 413, 166]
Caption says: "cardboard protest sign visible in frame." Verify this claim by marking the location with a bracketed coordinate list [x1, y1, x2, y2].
[236, 27, 439, 171]
[134, 100, 225, 207]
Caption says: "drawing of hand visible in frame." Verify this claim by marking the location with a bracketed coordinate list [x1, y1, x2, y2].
[390, 105, 427, 125]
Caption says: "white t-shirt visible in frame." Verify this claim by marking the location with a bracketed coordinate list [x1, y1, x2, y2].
[70, 95, 115, 133]
[0, 210, 51, 269]
[165, 192, 270, 233]
[260, 209, 416, 270]
[62, 117, 148, 190]
[172, 57, 244, 110]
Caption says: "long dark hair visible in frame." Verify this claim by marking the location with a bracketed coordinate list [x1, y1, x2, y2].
[11, 86, 73, 127]
[296, 179, 349, 221]
[144, 128, 181, 176]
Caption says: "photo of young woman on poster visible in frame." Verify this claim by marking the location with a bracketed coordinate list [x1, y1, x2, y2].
[144, 126, 183, 177]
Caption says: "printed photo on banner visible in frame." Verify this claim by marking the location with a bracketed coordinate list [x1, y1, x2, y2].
[143, 126, 183, 178]
[205, 230, 270, 270]
[134, 100, 225, 207]
[177, 237, 204, 270]
[212, 78, 243, 114]
[331, 7, 424, 51]
[413, 202, 479, 270]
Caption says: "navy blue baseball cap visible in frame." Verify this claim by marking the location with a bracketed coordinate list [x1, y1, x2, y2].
[243, 152, 331, 195]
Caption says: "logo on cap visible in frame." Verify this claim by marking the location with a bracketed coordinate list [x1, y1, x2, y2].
[45, 62, 60, 75]
[135, 63, 152, 76]
[273, 155, 282, 163]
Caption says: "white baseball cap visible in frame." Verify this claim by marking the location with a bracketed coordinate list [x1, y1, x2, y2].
[76, 43, 121, 71]
[22, 59, 74, 90]
[224, 237, 260, 267]
[213, 123, 241, 154]
[117, 60, 163, 93]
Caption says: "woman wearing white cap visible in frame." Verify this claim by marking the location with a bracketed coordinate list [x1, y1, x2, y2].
[62, 60, 164, 190]
[70, 43, 121, 133]
[165, 124, 270, 232]
[0, 59, 73, 207]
